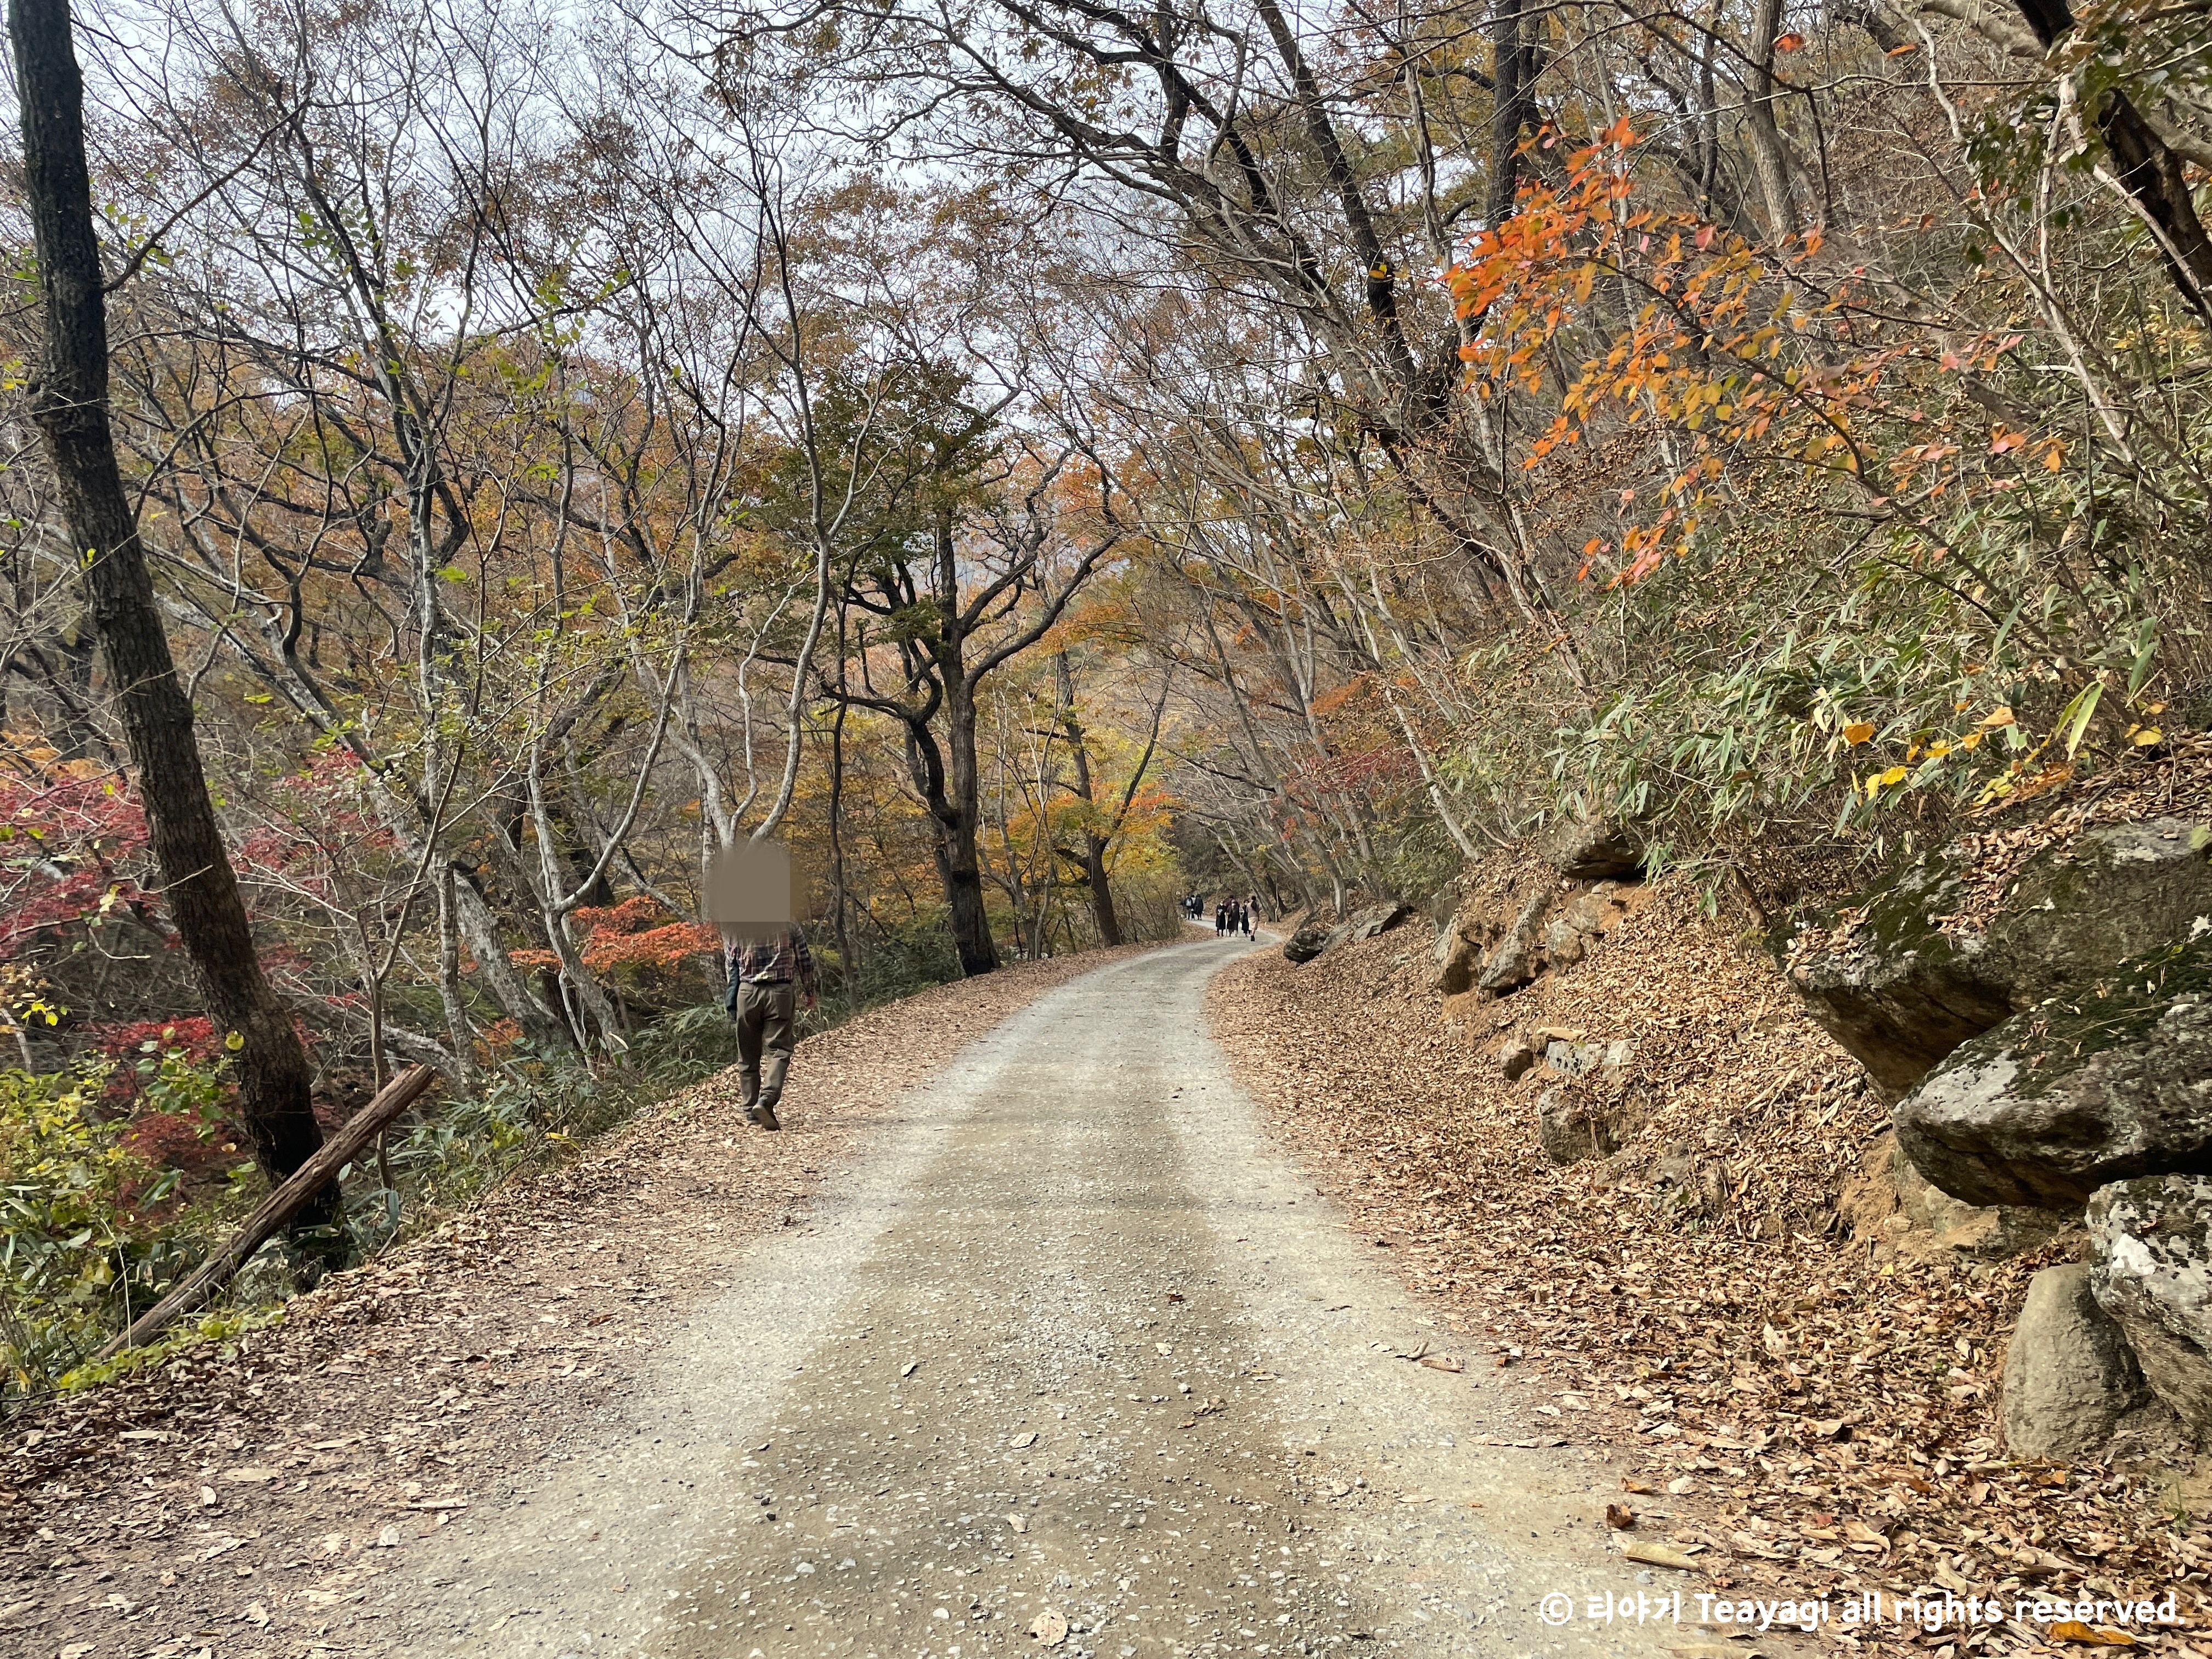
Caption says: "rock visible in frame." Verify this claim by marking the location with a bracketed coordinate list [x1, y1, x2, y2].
[2090, 1173, 2212, 1443]
[1431, 913, 1481, 995]
[1499, 1033, 1541, 1081]
[1560, 884, 1630, 938]
[1785, 817, 2212, 1100]
[2001, 1265, 2151, 1460]
[1476, 889, 1551, 995]
[1537, 1084, 1621, 1165]
[1548, 817, 1645, 880]
[1282, 922, 1331, 964]
[1321, 901, 1410, 956]
[1895, 935, 2212, 1209]
[1543, 918, 1587, 969]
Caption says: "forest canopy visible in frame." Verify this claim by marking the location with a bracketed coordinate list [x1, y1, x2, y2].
[0, 0, 2204, 1375]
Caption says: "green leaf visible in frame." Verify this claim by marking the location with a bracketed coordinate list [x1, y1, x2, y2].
[2058, 680, 2103, 758]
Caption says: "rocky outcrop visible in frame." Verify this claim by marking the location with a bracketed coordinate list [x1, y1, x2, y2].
[1783, 817, 2212, 1101]
[1895, 936, 2212, 1209]
[1476, 889, 1551, 994]
[2089, 1173, 2212, 1444]
[1327, 901, 1411, 952]
[1285, 901, 1411, 964]
[1547, 817, 1645, 880]
[2001, 1264, 2151, 1460]
[1431, 911, 1481, 995]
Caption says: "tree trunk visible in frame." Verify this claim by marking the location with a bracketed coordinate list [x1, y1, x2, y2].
[939, 677, 999, 977]
[1055, 654, 1124, 947]
[1746, 0, 1800, 239]
[10, 0, 330, 1220]
[2011, 0, 2212, 315]
[1487, 0, 1535, 227]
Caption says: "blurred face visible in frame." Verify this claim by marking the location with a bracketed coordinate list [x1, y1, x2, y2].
[707, 843, 793, 936]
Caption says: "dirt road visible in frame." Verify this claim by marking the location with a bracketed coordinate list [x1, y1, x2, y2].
[376, 940, 1677, 1658]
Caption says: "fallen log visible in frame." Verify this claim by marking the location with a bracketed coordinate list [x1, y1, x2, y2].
[93, 1063, 438, 1362]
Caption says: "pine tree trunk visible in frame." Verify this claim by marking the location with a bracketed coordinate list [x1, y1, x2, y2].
[10, 0, 329, 1217]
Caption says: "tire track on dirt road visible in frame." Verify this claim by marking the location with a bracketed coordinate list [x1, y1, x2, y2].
[379, 940, 1684, 1658]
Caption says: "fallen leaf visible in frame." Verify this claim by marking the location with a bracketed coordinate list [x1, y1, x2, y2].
[1031, 1607, 1069, 1646]
[1623, 1540, 1705, 1572]
[1009, 1431, 1037, 1449]
[1006, 1514, 1028, 1534]
[375, 1525, 402, 1548]
[1418, 1356, 1463, 1373]
[220, 1467, 278, 1483]
[900, 1362, 918, 1378]
[2049, 1623, 2135, 1647]
[1622, 1478, 1655, 1495]
[59, 1646, 94, 1659]
[1606, 1504, 1637, 1529]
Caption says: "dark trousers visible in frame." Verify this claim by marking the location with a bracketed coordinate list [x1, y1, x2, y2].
[732, 980, 797, 1113]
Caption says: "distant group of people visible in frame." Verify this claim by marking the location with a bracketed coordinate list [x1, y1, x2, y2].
[1182, 892, 1262, 939]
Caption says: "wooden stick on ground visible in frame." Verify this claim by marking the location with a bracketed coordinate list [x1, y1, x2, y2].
[94, 1063, 439, 1363]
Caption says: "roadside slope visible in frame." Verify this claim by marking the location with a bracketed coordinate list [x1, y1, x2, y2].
[1207, 884, 2198, 1658]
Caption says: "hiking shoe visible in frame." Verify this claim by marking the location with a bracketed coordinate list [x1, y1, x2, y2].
[750, 1104, 782, 1131]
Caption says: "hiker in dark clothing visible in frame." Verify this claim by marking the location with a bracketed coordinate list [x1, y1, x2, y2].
[1214, 901, 1227, 934]
[724, 926, 819, 1131]
[1240, 903, 1254, 939]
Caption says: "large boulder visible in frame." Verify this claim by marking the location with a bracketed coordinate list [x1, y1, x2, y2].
[1894, 936, 2212, 1209]
[1783, 817, 2212, 1100]
[1476, 888, 1551, 995]
[2090, 1173, 2212, 1444]
[1547, 817, 1645, 880]
[1323, 900, 1410, 953]
[1282, 921, 1332, 964]
[2001, 1264, 2151, 1460]
[1431, 911, 1481, 995]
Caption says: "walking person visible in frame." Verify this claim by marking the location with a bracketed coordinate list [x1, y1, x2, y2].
[1214, 900, 1227, 934]
[1240, 902, 1254, 939]
[724, 922, 819, 1131]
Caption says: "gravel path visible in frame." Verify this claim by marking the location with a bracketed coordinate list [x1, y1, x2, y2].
[377, 940, 1680, 1659]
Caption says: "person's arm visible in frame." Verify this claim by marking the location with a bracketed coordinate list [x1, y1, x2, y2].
[792, 928, 820, 1007]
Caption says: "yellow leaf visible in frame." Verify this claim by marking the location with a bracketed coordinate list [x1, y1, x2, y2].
[224, 1031, 245, 1052]
[2131, 726, 2163, 747]
[1843, 722, 1875, 745]
[2049, 1623, 2134, 1646]
[1978, 707, 2016, 729]
[1878, 765, 1909, 787]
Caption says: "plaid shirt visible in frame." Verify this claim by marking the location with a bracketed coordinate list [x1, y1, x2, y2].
[725, 927, 818, 997]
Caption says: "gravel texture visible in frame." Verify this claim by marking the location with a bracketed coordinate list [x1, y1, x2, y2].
[359, 938, 1684, 1658]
